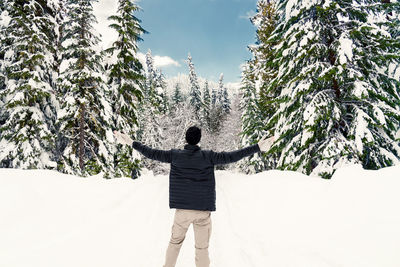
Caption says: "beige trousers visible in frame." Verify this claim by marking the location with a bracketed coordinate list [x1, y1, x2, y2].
[163, 209, 212, 267]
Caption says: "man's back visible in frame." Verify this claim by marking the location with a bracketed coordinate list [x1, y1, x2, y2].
[171, 144, 214, 181]
[170, 144, 217, 211]
[132, 141, 260, 211]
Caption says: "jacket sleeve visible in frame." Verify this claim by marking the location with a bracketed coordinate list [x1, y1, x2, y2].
[132, 141, 172, 163]
[209, 144, 261, 165]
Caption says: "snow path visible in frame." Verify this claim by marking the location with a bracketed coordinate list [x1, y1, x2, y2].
[0, 166, 399, 267]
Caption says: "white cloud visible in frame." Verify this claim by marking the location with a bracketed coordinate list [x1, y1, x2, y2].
[137, 52, 181, 70]
[153, 55, 181, 68]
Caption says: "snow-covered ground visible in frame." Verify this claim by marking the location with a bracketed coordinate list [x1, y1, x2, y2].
[0, 165, 399, 267]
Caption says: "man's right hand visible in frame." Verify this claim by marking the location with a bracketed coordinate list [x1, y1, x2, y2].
[258, 136, 275, 152]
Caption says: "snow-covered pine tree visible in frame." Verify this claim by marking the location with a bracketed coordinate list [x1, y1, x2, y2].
[265, 0, 400, 177]
[45, 0, 65, 164]
[57, 0, 114, 177]
[155, 69, 169, 114]
[145, 49, 155, 96]
[187, 53, 203, 123]
[136, 50, 166, 173]
[250, 0, 279, 127]
[350, 0, 400, 170]
[385, 4, 400, 135]
[0, 3, 9, 95]
[208, 102, 224, 134]
[239, 0, 278, 173]
[202, 80, 211, 129]
[222, 84, 231, 113]
[46, 0, 64, 92]
[0, 0, 58, 169]
[206, 73, 227, 135]
[105, 0, 146, 178]
[377, 1, 400, 100]
[215, 73, 231, 114]
[171, 82, 184, 106]
[239, 62, 267, 173]
[217, 73, 224, 106]
[211, 86, 217, 106]
[1, 1, 15, 143]
[143, 49, 164, 112]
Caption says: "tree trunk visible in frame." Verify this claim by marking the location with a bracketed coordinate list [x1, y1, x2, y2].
[79, 103, 85, 173]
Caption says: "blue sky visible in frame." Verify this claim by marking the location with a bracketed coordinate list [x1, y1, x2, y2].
[95, 0, 258, 83]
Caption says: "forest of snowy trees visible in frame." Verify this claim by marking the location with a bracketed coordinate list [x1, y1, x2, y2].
[240, 0, 400, 177]
[0, 0, 146, 177]
[0, 0, 235, 178]
[0, 0, 399, 178]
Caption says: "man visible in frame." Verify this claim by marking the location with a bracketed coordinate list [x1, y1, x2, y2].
[113, 126, 274, 267]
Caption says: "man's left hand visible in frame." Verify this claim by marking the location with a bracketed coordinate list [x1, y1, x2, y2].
[113, 130, 134, 146]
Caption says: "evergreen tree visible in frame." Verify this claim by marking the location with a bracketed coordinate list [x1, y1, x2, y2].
[57, 0, 114, 177]
[145, 49, 155, 94]
[222, 85, 231, 113]
[378, 0, 400, 100]
[206, 73, 228, 135]
[187, 53, 202, 122]
[0, 0, 58, 169]
[239, 62, 267, 173]
[0, 3, 10, 97]
[105, 0, 146, 178]
[211, 86, 217, 106]
[155, 69, 169, 114]
[46, 1, 66, 165]
[217, 73, 224, 106]
[172, 83, 183, 106]
[264, 0, 400, 177]
[143, 49, 164, 112]
[202, 80, 211, 128]
[208, 103, 224, 134]
[251, 0, 279, 126]
[52, 0, 66, 76]
[137, 49, 165, 173]
[240, 0, 278, 173]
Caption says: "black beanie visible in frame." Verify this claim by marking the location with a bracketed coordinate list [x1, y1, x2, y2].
[185, 126, 201, 145]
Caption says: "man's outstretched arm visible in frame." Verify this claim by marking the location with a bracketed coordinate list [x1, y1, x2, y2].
[131, 141, 172, 163]
[209, 144, 261, 165]
[113, 131, 172, 163]
[210, 136, 274, 165]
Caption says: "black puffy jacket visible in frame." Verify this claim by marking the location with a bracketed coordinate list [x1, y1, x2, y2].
[132, 141, 261, 211]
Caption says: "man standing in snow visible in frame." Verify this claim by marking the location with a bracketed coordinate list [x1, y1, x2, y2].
[114, 126, 273, 267]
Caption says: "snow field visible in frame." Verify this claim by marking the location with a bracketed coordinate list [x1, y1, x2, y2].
[0, 165, 399, 267]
